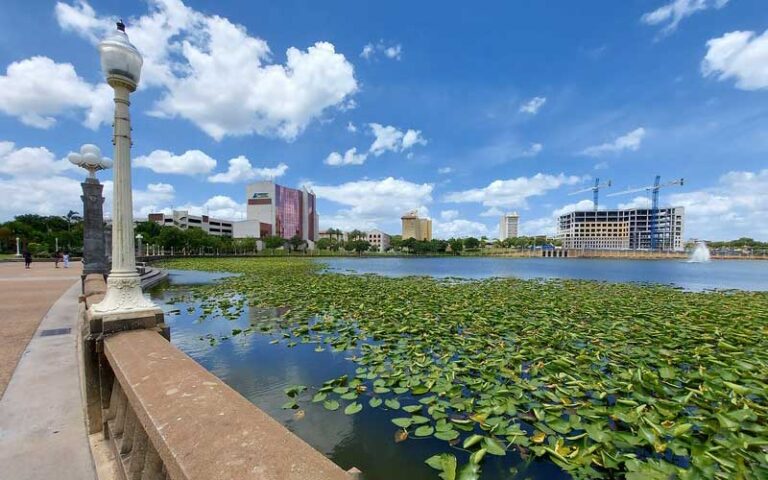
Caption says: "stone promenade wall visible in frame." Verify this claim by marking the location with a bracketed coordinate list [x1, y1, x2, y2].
[79, 274, 358, 480]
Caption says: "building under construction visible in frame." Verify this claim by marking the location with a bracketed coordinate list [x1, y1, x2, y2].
[558, 207, 685, 252]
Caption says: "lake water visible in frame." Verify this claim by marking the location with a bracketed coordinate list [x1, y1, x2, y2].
[321, 257, 768, 291]
[150, 270, 570, 480]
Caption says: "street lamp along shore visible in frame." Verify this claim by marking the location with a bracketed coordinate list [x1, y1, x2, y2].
[89, 20, 161, 319]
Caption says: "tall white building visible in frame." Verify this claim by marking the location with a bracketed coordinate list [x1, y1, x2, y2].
[499, 212, 519, 239]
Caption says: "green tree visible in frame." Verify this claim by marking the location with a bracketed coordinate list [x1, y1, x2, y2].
[448, 238, 463, 255]
[158, 226, 186, 251]
[289, 234, 306, 252]
[464, 237, 480, 250]
[316, 238, 333, 250]
[347, 239, 371, 255]
[401, 237, 417, 253]
[348, 229, 365, 241]
[263, 235, 285, 251]
[389, 235, 403, 251]
[64, 210, 82, 232]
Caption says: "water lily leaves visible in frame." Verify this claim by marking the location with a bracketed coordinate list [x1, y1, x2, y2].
[344, 402, 363, 415]
[340, 391, 358, 400]
[584, 424, 610, 443]
[425, 453, 457, 480]
[482, 437, 506, 456]
[283, 385, 306, 397]
[161, 258, 768, 479]
[411, 415, 430, 424]
[411, 385, 430, 395]
[469, 448, 486, 464]
[323, 399, 340, 411]
[392, 418, 412, 428]
[415, 425, 434, 437]
[722, 381, 750, 395]
[531, 431, 547, 444]
[456, 463, 481, 480]
[312, 392, 327, 403]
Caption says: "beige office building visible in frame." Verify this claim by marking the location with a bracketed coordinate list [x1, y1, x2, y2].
[401, 211, 432, 241]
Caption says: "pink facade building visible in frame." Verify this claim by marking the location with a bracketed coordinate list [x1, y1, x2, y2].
[233, 181, 319, 243]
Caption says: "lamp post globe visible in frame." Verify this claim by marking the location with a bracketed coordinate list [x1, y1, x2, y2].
[98, 20, 142, 88]
[68, 144, 111, 179]
[90, 20, 159, 318]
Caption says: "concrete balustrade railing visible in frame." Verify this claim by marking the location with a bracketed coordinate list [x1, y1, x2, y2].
[79, 274, 359, 480]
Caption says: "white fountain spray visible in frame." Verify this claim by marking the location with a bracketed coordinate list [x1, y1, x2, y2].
[689, 241, 711, 263]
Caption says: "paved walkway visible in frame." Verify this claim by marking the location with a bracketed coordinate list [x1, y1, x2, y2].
[0, 261, 83, 395]
[0, 261, 96, 479]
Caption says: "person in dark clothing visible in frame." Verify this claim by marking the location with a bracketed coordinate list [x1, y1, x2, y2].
[23, 250, 32, 269]
[54, 250, 62, 268]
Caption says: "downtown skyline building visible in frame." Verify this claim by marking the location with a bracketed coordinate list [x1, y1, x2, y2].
[499, 212, 519, 240]
[401, 210, 432, 241]
[233, 180, 319, 243]
[557, 207, 685, 252]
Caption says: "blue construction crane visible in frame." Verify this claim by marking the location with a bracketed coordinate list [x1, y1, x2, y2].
[608, 175, 684, 250]
[568, 178, 612, 211]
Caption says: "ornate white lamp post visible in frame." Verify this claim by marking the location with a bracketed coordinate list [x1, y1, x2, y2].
[69, 144, 112, 277]
[16, 237, 21, 257]
[90, 21, 159, 318]
[68, 144, 113, 178]
[136, 233, 143, 257]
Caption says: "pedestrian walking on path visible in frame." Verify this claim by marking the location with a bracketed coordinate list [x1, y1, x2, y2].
[54, 251, 62, 268]
[23, 250, 31, 269]
[63, 252, 70, 268]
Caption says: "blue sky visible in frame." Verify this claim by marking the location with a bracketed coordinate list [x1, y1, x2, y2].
[1, 0, 767, 240]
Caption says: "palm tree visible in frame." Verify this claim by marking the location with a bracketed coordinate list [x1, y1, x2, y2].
[64, 210, 82, 233]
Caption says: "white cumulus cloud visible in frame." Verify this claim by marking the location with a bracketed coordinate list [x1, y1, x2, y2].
[134, 149, 216, 175]
[325, 148, 367, 166]
[208, 156, 288, 183]
[368, 123, 427, 156]
[519, 96, 547, 114]
[702, 30, 768, 90]
[0, 56, 111, 129]
[55, 0, 358, 141]
[0, 141, 74, 177]
[444, 173, 584, 209]
[669, 169, 768, 239]
[434, 218, 492, 239]
[642, 0, 730, 34]
[581, 128, 646, 157]
[308, 177, 432, 231]
[360, 41, 402, 61]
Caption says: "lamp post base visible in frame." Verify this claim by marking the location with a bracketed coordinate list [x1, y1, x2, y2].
[89, 271, 162, 321]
